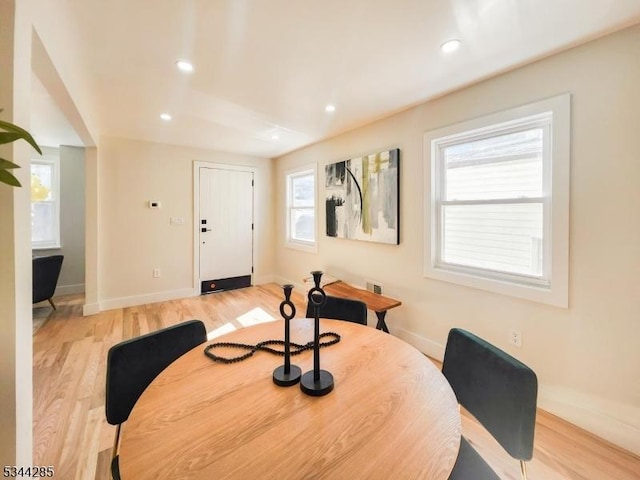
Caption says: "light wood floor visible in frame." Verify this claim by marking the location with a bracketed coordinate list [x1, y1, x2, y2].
[33, 284, 640, 480]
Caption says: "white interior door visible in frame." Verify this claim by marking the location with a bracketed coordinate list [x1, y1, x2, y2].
[199, 167, 253, 290]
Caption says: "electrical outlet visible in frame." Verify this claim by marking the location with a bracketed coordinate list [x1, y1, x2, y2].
[365, 280, 383, 294]
[153, 268, 161, 278]
[509, 330, 522, 348]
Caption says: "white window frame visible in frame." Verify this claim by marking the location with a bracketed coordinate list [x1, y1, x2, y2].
[31, 154, 61, 250]
[424, 94, 570, 307]
[285, 164, 317, 253]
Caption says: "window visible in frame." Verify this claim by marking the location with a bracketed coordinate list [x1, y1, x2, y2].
[424, 94, 570, 307]
[31, 156, 60, 249]
[286, 165, 317, 252]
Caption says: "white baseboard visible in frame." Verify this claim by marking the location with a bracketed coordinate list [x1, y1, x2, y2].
[99, 288, 196, 312]
[393, 326, 640, 456]
[272, 275, 306, 292]
[101, 278, 279, 312]
[82, 303, 100, 316]
[85, 278, 275, 316]
[538, 386, 640, 456]
[55, 283, 85, 296]
[254, 274, 276, 285]
[393, 326, 446, 361]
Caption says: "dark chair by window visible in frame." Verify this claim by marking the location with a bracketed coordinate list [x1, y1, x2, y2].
[32, 255, 64, 309]
[442, 328, 538, 480]
[105, 320, 207, 480]
[306, 294, 368, 325]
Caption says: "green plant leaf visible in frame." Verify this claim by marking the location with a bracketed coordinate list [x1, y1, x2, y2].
[0, 158, 21, 169]
[0, 118, 35, 137]
[0, 132, 24, 145]
[0, 119, 42, 155]
[0, 168, 22, 187]
[0, 155, 22, 187]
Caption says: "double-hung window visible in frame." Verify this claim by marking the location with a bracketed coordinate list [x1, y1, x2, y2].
[31, 155, 60, 249]
[424, 94, 570, 307]
[286, 165, 317, 252]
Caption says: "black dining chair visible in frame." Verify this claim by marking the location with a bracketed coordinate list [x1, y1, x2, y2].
[442, 328, 538, 480]
[105, 320, 207, 480]
[306, 294, 368, 325]
[32, 255, 64, 309]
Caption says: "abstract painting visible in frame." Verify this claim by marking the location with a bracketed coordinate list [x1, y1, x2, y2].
[325, 148, 399, 244]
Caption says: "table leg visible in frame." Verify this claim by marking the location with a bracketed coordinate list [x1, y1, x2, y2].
[375, 311, 390, 333]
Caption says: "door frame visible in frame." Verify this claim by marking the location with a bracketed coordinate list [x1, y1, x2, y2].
[192, 161, 257, 296]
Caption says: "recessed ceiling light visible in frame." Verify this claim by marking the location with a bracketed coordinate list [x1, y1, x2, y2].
[176, 60, 194, 72]
[441, 39, 461, 53]
[325, 104, 336, 113]
[160, 113, 172, 121]
[271, 134, 279, 140]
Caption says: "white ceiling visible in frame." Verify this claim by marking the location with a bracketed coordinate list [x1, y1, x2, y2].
[32, 0, 640, 157]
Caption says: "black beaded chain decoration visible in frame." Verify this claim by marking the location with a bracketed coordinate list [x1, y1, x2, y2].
[203, 332, 340, 364]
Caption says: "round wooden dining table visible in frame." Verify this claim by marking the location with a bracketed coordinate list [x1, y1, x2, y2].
[118, 318, 461, 479]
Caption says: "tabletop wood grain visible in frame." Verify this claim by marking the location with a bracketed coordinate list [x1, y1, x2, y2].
[119, 318, 461, 480]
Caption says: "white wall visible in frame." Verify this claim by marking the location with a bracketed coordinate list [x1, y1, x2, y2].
[34, 146, 86, 295]
[274, 25, 640, 454]
[59, 146, 86, 292]
[94, 136, 275, 310]
[0, 0, 34, 467]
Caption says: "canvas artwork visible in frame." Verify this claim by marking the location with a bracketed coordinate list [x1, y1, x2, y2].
[325, 148, 399, 245]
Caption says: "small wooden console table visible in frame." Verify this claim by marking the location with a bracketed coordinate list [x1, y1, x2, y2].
[323, 280, 401, 333]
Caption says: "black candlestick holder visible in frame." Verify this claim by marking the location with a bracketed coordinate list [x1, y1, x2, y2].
[273, 284, 302, 386]
[300, 271, 334, 396]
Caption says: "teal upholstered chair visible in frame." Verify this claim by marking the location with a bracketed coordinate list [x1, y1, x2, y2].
[32, 255, 64, 309]
[105, 320, 207, 480]
[442, 328, 538, 480]
[306, 294, 367, 326]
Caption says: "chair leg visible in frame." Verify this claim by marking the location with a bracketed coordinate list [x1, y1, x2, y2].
[111, 424, 122, 480]
[112, 424, 121, 461]
[520, 460, 528, 480]
[47, 298, 57, 310]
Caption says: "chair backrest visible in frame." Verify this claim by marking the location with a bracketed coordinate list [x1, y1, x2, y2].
[306, 294, 368, 325]
[442, 328, 538, 461]
[32, 255, 64, 303]
[105, 320, 207, 426]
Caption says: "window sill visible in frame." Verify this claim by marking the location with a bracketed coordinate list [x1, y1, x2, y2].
[424, 263, 568, 308]
[32, 245, 62, 251]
